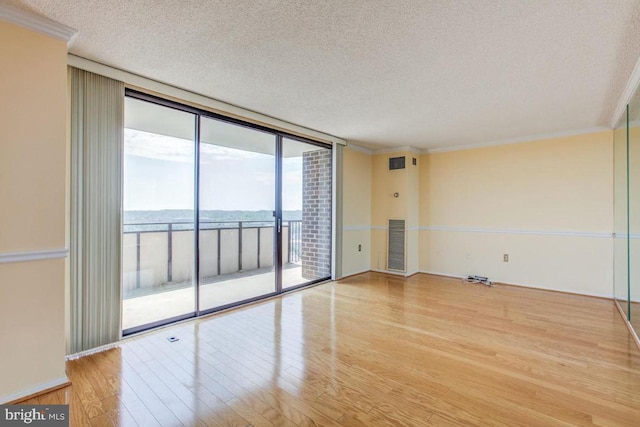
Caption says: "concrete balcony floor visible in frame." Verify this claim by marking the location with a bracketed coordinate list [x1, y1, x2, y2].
[122, 264, 309, 330]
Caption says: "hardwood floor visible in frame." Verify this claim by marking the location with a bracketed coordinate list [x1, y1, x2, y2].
[24, 273, 640, 426]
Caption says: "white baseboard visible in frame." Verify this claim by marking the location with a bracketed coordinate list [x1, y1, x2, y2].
[0, 376, 70, 404]
[494, 279, 612, 299]
[338, 269, 371, 279]
[418, 270, 465, 279]
[418, 270, 612, 299]
[371, 268, 412, 277]
[66, 341, 121, 361]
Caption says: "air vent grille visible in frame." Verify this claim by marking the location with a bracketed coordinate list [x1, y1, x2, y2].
[387, 219, 406, 271]
[389, 156, 405, 170]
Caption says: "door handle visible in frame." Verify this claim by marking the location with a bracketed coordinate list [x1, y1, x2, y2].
[277, 218, 282, 233]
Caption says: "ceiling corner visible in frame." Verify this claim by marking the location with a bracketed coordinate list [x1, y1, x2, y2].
[610, 53, 640, 127]
[0, 3, 77, 45]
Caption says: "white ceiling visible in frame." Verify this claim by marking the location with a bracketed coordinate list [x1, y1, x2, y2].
[7, 0, 640, 150]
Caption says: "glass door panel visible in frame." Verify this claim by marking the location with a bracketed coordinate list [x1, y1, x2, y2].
[282, 138, 332, 290]
[198, 117, 277, 312]
[122, 97, 197, 332]
[629, 89, 640, 332]
[614, 110, 629, 318]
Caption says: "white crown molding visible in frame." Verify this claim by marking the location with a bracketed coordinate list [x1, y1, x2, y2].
[0, 4, 77, 45]
[610, 53, 640, 128]
[423, 127, 610, 154]
[345, 143, 373, 155]
[0, 248, 69, 264]
[0, 376, 69, 405]
[374, 146, 421, 155]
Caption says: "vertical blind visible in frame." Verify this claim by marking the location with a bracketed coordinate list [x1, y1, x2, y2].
[69, 67, 124, 354]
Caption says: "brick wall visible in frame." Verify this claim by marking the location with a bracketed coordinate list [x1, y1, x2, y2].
[301, 149, 332, 279]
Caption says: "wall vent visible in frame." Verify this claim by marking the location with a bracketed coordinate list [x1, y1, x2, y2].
[387, 219, 406, 271]
[389, 156, 405, 170]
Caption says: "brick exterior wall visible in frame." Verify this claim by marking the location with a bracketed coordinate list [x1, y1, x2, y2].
[301, 149, 332, 280]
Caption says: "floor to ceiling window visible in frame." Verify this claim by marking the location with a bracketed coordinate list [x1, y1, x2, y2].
[122, 90, 332, 334]
[122, 97, 197, 331]
[198, 116, 277, 313]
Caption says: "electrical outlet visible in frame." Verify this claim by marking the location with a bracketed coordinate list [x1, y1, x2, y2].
[503, 254, 509, 262]
[358, 244, 362, 252]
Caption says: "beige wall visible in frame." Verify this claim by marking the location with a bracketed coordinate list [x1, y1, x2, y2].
[0, 21, 68, 401]
[342, 131, 614, 296]
[342, 147, 372, 276]
[420, 131, 614, 296]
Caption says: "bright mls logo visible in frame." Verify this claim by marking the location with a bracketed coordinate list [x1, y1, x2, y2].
[0, 405, 68, 426]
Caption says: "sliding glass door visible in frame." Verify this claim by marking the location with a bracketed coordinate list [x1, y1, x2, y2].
[122, 97, 197, 332]
[122, 90, 332, 334]
[198, 117, 277, 312]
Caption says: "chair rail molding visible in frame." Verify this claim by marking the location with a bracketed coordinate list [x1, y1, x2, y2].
[0, 248, 69, 264]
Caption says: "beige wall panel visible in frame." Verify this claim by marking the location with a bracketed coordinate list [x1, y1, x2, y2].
[343, 147, 372, 226]
[342, 229, 371, 276]
[421, 230, 612, 297]
[406, 229, 419, 275]
[370, 228, 388, 271]
[419, 131, 614, 294]
[0, 260, 66, 399]
[0, 21, 67, 253]
[371, 151, 409, 226]
[343, 147, 372, 275]
[422, 131, 613, 232]
[0, 21, 68, 401]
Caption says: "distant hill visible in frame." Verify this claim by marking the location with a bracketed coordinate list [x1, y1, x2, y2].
[124, 209, 302, 232]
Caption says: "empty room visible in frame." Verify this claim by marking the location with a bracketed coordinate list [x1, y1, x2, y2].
[1, 1, 640, 426]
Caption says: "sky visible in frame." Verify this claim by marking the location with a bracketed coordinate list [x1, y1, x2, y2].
[123, 128, 303, 211]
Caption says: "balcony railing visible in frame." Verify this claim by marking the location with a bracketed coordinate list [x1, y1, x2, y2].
[122, 220, 302, 295]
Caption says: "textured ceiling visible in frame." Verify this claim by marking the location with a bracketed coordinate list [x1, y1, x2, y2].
[7, 0, 640, 150]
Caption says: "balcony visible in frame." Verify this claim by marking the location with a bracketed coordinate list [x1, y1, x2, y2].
[122, 220, 303, 330]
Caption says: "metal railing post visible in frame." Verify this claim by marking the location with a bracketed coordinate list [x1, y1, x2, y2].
[125, 219, 293, 285]
[238, 221, 243, 271]
[167, 223, 173, 282]
[287, 221, 291, 264]
[217, 228, 221, 275]
[136, 231, 141, 289]
[257, 227, 261, 269]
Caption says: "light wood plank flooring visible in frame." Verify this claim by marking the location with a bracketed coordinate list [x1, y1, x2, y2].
[23, 273, 640, 426]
